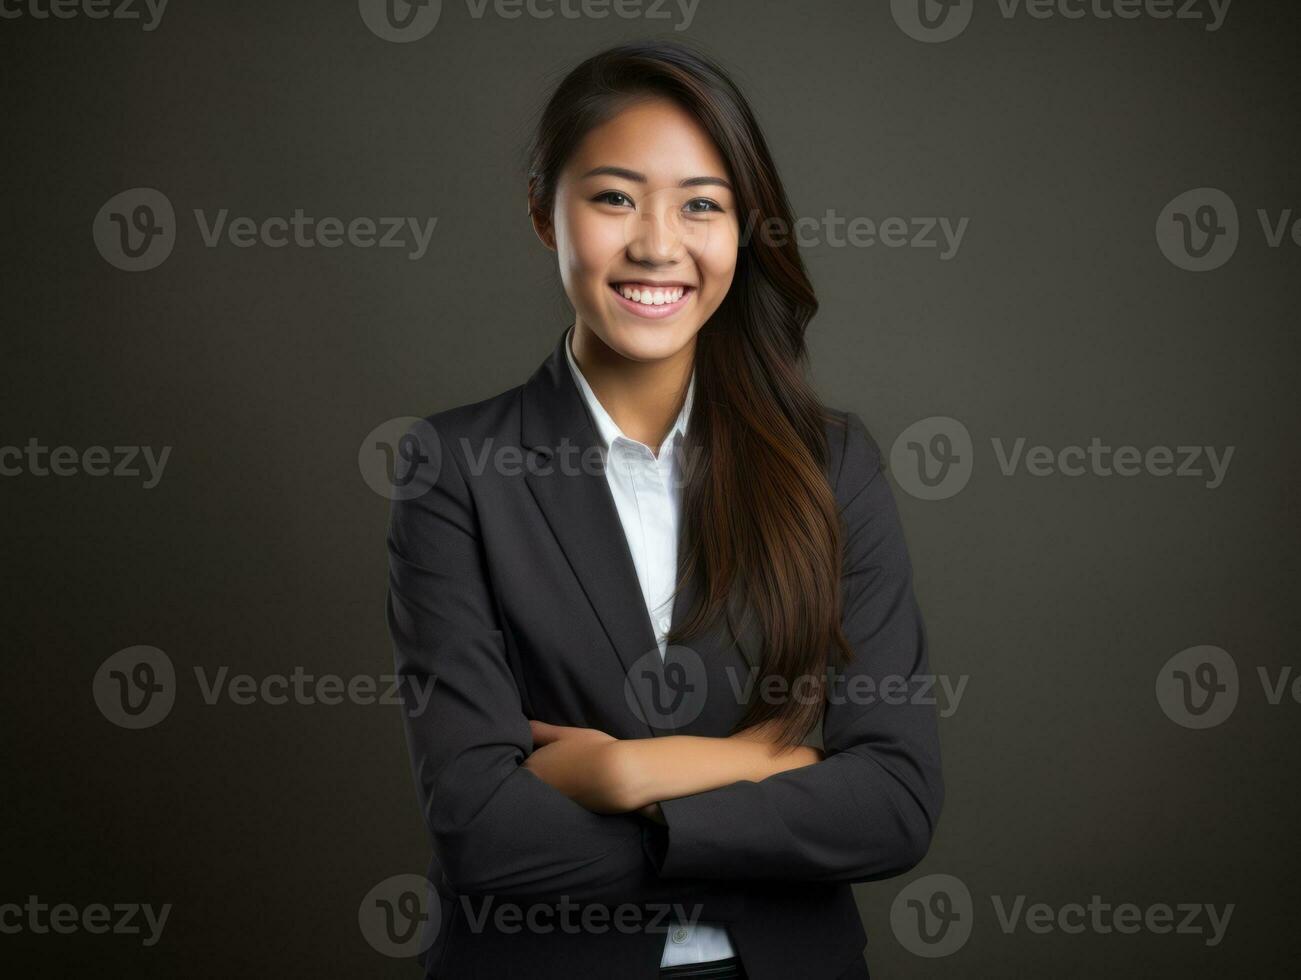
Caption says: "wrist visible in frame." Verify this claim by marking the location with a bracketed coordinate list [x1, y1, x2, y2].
[605, 739, 652, 812]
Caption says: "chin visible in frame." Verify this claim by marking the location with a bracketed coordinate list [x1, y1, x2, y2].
[586, 292, 704, 359]
[596, 317, 698, 363]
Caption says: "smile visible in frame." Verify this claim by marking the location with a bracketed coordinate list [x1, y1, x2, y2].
[608, 282, 695, 319]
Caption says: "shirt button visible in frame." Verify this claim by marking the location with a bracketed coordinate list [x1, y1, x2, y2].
[658, 616, 670, 632]
[672, 926, 689, 943]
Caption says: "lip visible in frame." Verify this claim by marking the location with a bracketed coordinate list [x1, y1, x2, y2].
[608, 282, 695, 320]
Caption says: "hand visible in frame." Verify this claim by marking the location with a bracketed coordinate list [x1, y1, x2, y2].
[523, 720, 629, 813]
[638, 802, 666, 825]
[528, 719, 613, 749]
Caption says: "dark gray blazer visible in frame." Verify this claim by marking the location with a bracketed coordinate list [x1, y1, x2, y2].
[386, 326, 944, 980]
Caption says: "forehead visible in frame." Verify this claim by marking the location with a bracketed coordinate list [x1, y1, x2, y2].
[566, 97, 731, 184]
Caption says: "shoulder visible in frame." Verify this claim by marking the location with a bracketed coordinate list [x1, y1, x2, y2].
[422, 383, 524, 444]
[821, 406, 886, 505]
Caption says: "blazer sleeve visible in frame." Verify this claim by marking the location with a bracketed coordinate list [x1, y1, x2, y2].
[387, 417, 701, 904]
[647, 411, 945, 884]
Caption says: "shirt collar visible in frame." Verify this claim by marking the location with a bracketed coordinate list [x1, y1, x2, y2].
[564, 325, 694, 453]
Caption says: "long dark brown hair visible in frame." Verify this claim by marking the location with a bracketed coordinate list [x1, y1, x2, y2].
[526, 39, 852, 748]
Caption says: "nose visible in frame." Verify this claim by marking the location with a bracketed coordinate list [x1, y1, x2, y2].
[624, 194, 687, 266]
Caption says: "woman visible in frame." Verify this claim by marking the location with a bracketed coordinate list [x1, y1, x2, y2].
[387, 38, 943, 980]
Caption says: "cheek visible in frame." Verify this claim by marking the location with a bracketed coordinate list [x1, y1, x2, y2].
[698, 228, 740, 298]
[560, 208, 626, 284]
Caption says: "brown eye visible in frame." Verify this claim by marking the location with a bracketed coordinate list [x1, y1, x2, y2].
[685, 198, 723, 214]
[594, 191, 634, 208]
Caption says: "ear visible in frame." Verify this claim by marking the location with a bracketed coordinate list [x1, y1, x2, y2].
[527, 179, 557, 251]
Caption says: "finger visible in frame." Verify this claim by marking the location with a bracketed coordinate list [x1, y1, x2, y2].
[529, 720, 564, 745]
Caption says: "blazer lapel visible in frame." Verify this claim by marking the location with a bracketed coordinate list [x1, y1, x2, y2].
[521, 327, 664, 700]
[521, 326, 753, 737]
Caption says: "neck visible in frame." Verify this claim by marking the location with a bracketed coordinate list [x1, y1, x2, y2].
[570, 319, 694, 453]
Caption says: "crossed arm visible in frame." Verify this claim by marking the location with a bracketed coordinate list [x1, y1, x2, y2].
[388, 411, 942, 899]
[521, 718, 824, 822]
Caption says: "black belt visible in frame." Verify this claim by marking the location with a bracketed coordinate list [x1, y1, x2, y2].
[658, 956, 747, 979]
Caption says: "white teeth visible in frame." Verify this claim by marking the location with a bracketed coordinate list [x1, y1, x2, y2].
[616, 284, 686, 305]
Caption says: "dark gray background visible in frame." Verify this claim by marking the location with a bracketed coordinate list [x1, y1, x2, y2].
[2, 0, 1297, 976]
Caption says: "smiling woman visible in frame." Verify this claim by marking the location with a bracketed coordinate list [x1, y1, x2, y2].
[387, 38, 943, 980]
[524, 46, 863, 750]
[541, 99, 740, 354]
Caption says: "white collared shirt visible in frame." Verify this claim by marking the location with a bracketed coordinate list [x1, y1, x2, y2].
[564, 326, 738, 967]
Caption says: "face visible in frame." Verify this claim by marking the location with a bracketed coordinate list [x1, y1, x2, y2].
[535, 96, 740, 363]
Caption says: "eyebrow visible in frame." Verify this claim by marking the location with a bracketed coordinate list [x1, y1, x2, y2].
[579, 165, 733, 192]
